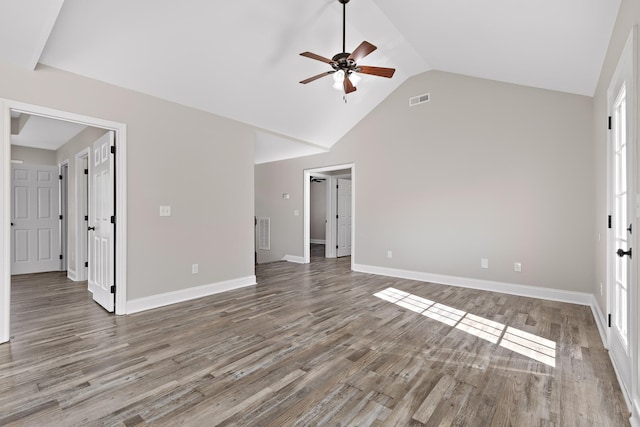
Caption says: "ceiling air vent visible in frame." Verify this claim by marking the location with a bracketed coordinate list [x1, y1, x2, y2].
[409, 93, 430, 107]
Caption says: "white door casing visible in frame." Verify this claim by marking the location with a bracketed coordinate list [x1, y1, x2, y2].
[303, 164, 355, 266]
[337, 178, 352, 257]
[607, 28, 637, 404]
[88, 131, 115, 312]
[75, 149, 89, 282]
[11, 164, 61, 275]
[1, 100, 128, 344]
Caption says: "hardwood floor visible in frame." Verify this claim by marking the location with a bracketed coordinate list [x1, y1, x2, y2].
[0, 247, 630, 426]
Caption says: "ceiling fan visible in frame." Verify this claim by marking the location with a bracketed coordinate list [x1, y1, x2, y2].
[299, 0, 396, 95]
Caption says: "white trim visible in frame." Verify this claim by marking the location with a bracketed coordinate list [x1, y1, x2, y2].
[303, 163, 355, 267]
[58, 159, 69, 272]
[74, 147, 90, 282]
[1, 100, 10, 342]
[126, 275, 257, 314]
[310, 239, 326, 245]
[590, 295, 608, 348]
[282, 255, 306, 264]
[632, 402, 640, 427]
[0, 99, 128, 343]
[605, 27, 638, 424]
[353, 264, 593, 306]
[67, 268, 77, 282]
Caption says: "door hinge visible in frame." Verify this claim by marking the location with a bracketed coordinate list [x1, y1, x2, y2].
[608, 116, 612, 130]
[110, 216, 116, 224]
[59, 254, 63, 260]
[59, 174, 63, 180]
[84, 215, 88, 221]
[110, 285, 116, 294]
[85, 261, 88, 268]
[59, 214, 63, 220]
[608, 215, 612, 229]
[608, 313, 612, 327]
[336, 214, 339, 219]
[84, 168, 88, 175]
[110, 146, 116, 155]
[336, 245, 339, 249]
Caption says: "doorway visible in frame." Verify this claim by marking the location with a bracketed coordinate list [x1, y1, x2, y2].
[1, 100, 128, 344]
[303, 164, 355, 266]
[606, 28, 637, 401]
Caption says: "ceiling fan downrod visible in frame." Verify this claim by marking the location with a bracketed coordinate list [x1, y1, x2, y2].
[340, 0, 349, 54]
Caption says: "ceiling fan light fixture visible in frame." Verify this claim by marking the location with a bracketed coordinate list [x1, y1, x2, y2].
[349, 72, 361, 86]
[333, 70, 345, 90]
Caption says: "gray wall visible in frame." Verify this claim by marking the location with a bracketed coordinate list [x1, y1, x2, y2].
[255, 70, 594, 293]
[10, 145, 56, 165]
[0, 62, 255, 301]
[310, 180, 326, 241]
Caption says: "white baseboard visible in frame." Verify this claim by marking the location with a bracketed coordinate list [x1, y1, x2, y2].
[282, 255, 306, 264]
[67, 268, 77, 282]
[310, 239, 326, 244]
[126, 275, 256, 315]
[590, 296, 608, 348]
[632, 400, 640, 427]
[353, 264, 593, 306]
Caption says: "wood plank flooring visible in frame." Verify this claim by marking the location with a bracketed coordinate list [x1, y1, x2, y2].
[0, 246, 630, 426]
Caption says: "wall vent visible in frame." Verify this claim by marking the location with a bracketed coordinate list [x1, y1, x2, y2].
[409, 93, 430, 107]
[258, 217, 271, 250]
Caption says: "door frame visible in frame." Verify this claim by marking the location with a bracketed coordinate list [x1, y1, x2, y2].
[75, 147, 90, 282]
[303, 163, 355, 266]
[59, 160, 69, 272]
[0, 99, 128, 343]
[309, 173, 332, 256]
[605, 26, 638, 416]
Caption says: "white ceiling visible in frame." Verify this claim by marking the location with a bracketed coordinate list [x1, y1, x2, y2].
[0, 0, 621, 162]
[11, 114, 86, 150]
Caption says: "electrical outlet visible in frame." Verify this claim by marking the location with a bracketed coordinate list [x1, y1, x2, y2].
[294, 210, 299, 216]
[159, 205, 171, 216]
[481, 258, 489, 269]
[514, 262, 522, 272]
[387, 250, 393, 259]
[192, 264, 198, 274]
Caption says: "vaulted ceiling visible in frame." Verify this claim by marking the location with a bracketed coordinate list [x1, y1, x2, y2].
[0, 0, 621, 163]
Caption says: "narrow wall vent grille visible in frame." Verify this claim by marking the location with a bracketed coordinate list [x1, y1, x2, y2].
[409, 93, 430, 107]
[258, 217, 271, 250]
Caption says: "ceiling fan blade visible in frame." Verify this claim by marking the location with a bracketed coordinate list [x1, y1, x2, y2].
[344, 75, 357, 94]
[300, 51, 335, 64]
[358, 65, 396, 78]
[347, 41, 377, 63]
[300, 71, 335, 84]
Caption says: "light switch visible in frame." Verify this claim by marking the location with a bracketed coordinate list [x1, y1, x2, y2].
[159, 205, 171, 216]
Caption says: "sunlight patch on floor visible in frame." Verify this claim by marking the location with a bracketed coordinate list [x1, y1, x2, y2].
[373, 287, 556, 367]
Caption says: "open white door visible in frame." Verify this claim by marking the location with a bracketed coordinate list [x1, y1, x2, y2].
[89, 131, 115, 312]
[11, 164, 61, 275]
[607, 29, 636, 399]
[336, 178, 352, 257]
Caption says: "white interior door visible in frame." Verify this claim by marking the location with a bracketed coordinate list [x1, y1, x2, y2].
[607, 30, 636, 397]
[89, 132, 115, 312]
[336, 178, 352, 257]
[11, 164, 61, 275]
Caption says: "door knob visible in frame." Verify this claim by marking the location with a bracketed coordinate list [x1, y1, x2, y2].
[88, 226, 95, 231]
[617, 248, 632, 258]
